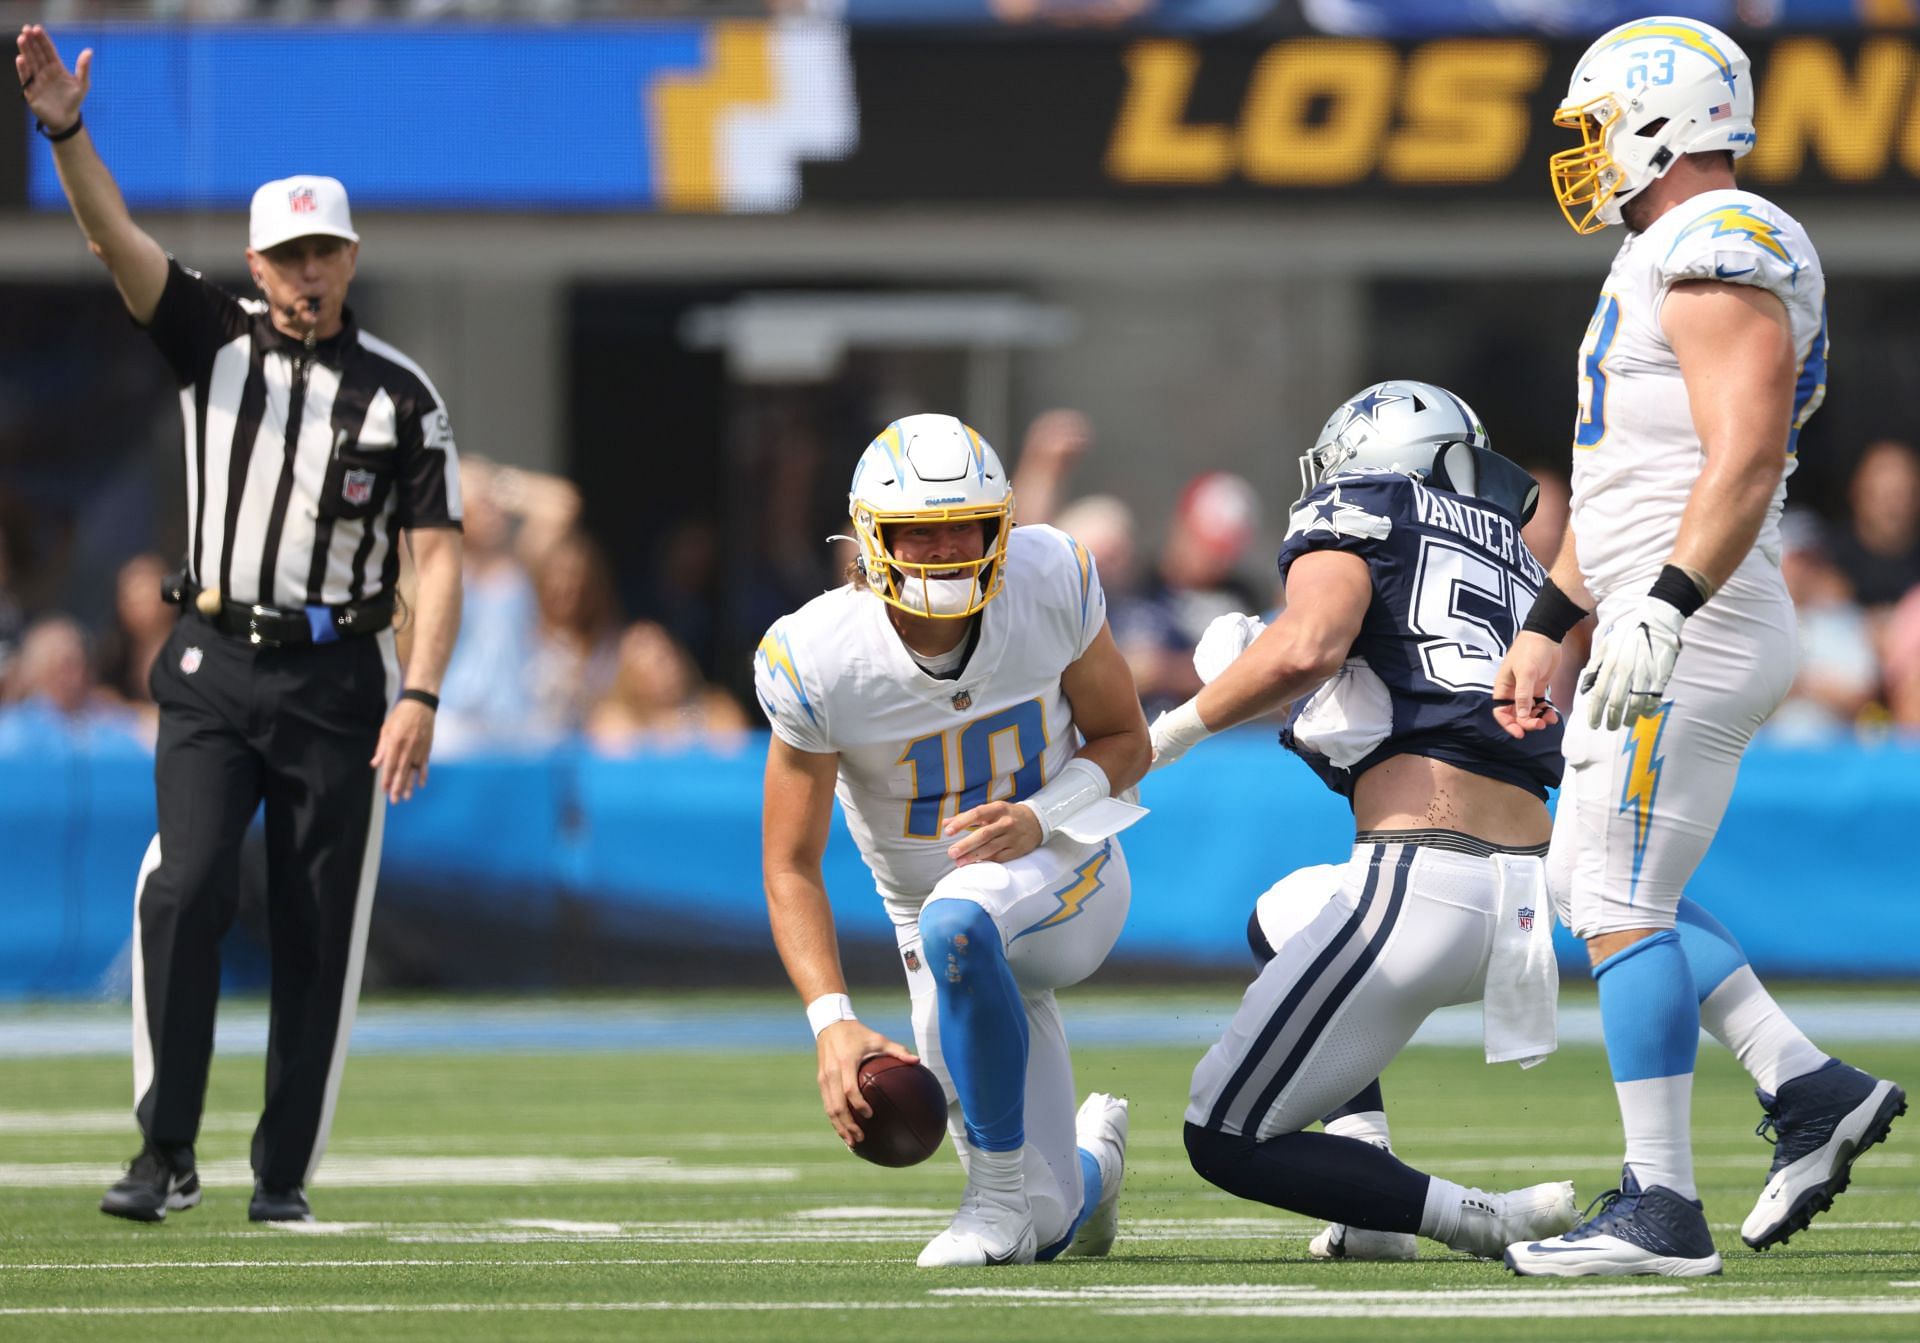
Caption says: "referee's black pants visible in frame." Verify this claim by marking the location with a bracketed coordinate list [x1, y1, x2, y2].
[134, 610, 396, 1190]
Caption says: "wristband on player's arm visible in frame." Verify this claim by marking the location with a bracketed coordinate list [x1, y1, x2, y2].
[806, 993, 856, 1039]
[1020, 757, 1110, 845]
[1647, 564, 1711, 617]
[1519, 579, 1590, 642]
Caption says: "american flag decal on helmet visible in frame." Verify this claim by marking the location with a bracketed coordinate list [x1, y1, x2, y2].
[1708, 103, 1731, 121]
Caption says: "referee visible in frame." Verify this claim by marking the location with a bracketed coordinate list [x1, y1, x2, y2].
[19, 27, 464, 1223]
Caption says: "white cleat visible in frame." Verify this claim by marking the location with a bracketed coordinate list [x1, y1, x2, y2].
[1445, 1180, 1579, 1259]
[1310, 1223, 1419, 1261]
[1060, 1092, 1129, 1258]
[917, 1180, 1037, 1268]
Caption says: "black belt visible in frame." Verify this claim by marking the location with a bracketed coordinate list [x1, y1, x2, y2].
[166, 576, 394, 648]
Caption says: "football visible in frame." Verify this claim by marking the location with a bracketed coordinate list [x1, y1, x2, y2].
[850, 1056, 948, 1168]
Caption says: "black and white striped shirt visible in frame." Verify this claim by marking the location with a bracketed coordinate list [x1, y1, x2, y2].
[145, 260, 462, 609]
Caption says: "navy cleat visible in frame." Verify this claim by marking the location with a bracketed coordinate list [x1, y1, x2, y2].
[1742, 1058, 1906, 1251]
[1503, 1168, 1721, 1278]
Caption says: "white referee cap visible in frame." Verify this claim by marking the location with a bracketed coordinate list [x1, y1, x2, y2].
[249, 175, 359, 252]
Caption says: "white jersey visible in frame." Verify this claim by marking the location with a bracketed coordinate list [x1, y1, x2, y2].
[754, 524, 1107, 911]
[1570, 188, 1829, 602]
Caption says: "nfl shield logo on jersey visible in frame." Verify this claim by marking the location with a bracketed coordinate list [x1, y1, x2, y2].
[903, 948, 921, 973]
[342, 468, 376, 507]
[179, 646, 204, 675]
[950, 690, 972, 712]
[1517, 906, 1535, 933]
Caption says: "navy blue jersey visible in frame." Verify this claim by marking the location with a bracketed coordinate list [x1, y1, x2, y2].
[1275, 468, 1564, 803]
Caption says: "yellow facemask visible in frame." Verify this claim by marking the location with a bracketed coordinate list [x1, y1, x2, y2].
[1549, 95, 1626, 235]
[851, 497, 1014, 621]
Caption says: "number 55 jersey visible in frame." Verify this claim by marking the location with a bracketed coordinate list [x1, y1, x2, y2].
[754, 523, 1108, 917]
[1278, 469, 1564, 803]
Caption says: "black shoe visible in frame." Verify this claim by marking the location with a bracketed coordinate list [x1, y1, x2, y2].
[100, 1145, 200, 1223]
[249, 1182, 312, 1223]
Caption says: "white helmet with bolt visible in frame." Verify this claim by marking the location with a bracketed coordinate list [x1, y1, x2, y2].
[1550, 16, 1756, 234]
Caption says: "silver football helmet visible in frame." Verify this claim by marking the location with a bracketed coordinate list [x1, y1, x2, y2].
[1300, 380, 1538, 524]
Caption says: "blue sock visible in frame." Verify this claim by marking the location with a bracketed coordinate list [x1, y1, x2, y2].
[1594, 929, 1699, 1197]
[919, 898, 1027, 1153]
[1035, 1148, 1103, 1262]
[1674, 897, 1749, 1003]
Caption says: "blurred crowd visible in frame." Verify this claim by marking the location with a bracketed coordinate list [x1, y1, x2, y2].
[6, 424, 1920, 756]
[6, 1, 1905, 31]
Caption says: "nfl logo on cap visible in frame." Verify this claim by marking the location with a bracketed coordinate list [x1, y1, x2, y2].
[249, 175, 360, 252]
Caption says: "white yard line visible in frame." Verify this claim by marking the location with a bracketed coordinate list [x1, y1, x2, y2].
[7, 1290, 1920, 1321]
[0, 1157, 795, 1187]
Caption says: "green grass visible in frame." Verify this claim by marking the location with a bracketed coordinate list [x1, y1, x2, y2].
[0, 998, 1915, 1341]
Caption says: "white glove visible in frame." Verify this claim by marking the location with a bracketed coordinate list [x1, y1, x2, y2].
[1149, 699, 1212, 771]
[1193, 612, 1268, 685]
[1580, 596, 1686, 731]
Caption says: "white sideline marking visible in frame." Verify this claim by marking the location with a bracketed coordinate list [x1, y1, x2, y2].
[501, 1220, 625, 1234]
[933, 1286, 1688, 1302]
[1109, 1300, 1920, 1320]
[0, 1157, 796, 1188]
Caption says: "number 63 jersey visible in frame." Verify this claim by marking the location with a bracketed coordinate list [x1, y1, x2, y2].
[754, 524, 1106, 912]
[1278, 469, 1564, 803]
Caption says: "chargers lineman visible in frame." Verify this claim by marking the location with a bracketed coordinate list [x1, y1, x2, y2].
[757, 414, 1150, 1267]
[1498, 17, 1904, 1276]
[1152, 382, 1580, 1259]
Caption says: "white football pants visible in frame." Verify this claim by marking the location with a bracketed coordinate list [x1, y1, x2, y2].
[1188, 837, 1545, 1140]
[894, 834, 1130, 1248]
[1556, 558, 1796, 938]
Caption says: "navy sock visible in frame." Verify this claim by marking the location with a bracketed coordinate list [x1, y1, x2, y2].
[1184, 1123, 1426, 1233]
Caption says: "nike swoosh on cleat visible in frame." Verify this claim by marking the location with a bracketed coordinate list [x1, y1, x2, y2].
[1522, 1243, 1599, 1254]
[982, 1249, 1021, 1266]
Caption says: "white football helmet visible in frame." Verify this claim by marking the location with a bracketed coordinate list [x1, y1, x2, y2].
[1300, 380, 1539, 524]
[1551, 16, 1755, 234]
[849, 413, 1013, 620]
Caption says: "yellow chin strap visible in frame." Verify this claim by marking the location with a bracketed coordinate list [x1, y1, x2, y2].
[1549, 95, 1626, 235]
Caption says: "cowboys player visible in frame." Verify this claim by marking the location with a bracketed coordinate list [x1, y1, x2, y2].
[1153, 382, 1581, 1259]
[1494, 17, 1905, 1278]
[757, 414, 1148, 1268]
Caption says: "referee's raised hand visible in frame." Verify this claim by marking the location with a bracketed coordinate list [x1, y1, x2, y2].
[16, 25, 89, 133]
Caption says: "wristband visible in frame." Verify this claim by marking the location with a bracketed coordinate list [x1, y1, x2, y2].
[1519, 579, 1590, 642]
[1020, 756, 1111, 845]
[35, 113, 83, 143]
[399, 688, 440, 711]
[1647, 564, 1710, 618]
[806, 992, 856, 1038]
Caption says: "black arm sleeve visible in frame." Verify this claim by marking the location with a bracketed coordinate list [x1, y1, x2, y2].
[141, 260, 251, 387]
[393, 381, 462, 531]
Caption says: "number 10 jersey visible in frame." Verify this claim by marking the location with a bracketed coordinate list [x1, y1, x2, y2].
[754, 524, 1107, 911]
[1277, 469, 1564, 803]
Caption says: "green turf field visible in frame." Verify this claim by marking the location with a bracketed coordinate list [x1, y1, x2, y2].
[1, 996, 1915, 1341]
